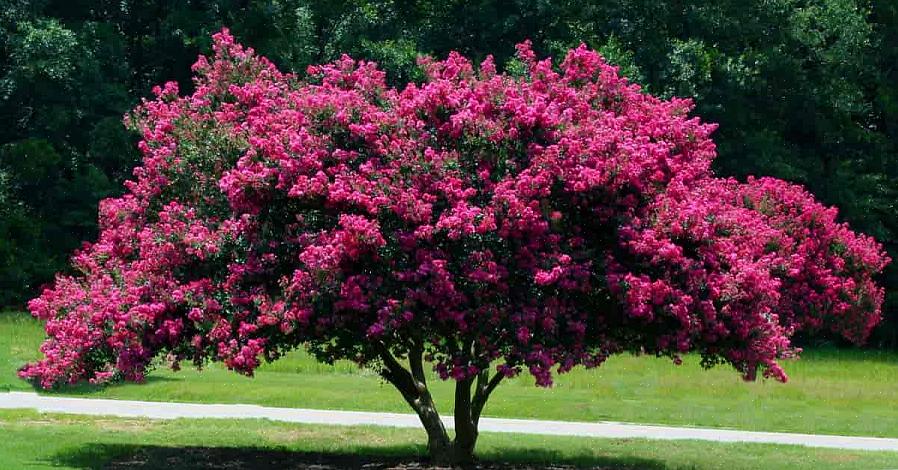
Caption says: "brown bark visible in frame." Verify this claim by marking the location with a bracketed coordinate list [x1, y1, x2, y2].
[376, 343, 504, 465]
[453, 377, 478, 462]
[377, 343, 451, 457]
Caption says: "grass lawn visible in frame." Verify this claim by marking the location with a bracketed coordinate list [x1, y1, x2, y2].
[1, 409, 896, 469]
[3, 311, 898, 439]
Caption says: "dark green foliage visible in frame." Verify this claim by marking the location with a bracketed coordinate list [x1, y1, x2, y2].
[2, 0, 897, 345]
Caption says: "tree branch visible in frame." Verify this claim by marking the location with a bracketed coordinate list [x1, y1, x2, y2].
[472, 370, 503, 425]
[409, 340, 427, 391]
[375, 343, 420, 407]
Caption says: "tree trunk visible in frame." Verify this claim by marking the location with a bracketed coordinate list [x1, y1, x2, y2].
[376, 344, 503, 466]
[427, 442, 476, 467]
[452, 377, 478, 464]
[416, 392, 454, 460]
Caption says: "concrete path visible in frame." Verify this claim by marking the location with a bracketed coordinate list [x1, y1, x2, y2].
[2, 391, 897, 452]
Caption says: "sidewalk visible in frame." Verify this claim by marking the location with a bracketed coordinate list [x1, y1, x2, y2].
[2, 391, 897, 452]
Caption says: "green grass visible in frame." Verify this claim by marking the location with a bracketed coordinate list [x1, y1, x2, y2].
[1, 409, 896, 469]
[3, 311, 898, 439]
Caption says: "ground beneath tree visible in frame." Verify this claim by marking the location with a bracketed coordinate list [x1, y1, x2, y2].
[58, 445, 644, 470]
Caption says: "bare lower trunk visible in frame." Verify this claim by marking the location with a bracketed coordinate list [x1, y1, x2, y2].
[423, 380, 477, 465]
[418, 395, 454, 460]
[376, 344, 503, 466]
[452, 377, 478, 463]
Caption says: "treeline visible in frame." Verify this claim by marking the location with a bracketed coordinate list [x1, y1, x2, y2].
[2, 0, 897, 345]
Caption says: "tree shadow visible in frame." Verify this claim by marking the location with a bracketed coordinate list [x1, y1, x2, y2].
[27, 375, 181, 396]
[49, 443, 667, 469]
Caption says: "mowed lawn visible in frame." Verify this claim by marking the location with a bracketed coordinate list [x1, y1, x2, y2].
[2, 409, 897, 470]
[3, 311, 898, 439]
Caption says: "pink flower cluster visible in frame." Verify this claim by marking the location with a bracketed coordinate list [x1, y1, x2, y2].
[609, 177, 887, 381]
[20, 30, 888, 389]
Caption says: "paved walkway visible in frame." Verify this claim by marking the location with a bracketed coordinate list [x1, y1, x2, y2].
[2, 391, 897, 452]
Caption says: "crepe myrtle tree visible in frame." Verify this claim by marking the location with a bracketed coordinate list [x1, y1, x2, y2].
[21, 30, 889, 464]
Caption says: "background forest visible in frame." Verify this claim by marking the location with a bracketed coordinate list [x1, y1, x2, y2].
[2, 0, 897, 346]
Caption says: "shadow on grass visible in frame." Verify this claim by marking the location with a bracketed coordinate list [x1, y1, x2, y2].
[50, 443, 666, 469]
[25, 375, 181, 396]
[799, 346, 898, 365]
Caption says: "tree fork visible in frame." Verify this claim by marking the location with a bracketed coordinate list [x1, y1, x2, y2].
[454, 369, 505, 461]
[472, 369, 503, 427]
[376, 343, 509, 465]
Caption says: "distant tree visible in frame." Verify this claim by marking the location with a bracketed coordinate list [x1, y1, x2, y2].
[21, 32, 888, 463]
[869, 0, 898, 344]
[0, 12, 133, 302]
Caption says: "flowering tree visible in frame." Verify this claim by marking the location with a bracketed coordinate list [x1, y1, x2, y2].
[20, 30, 888, 464]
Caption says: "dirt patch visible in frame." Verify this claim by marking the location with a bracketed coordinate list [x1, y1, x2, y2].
[819, 452, 859, 463]
[93, 418, 158, 433]
[7, 416, 156, 434]
[255, 427, 325, 444]
[12, 418, 87, 427]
